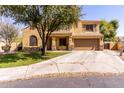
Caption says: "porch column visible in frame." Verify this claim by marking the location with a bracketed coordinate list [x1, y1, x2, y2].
[52, 37, 56, 50]
[99, 37, 104, 50]
[68, 36, 74, 51]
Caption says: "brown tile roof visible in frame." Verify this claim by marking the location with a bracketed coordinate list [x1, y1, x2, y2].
[52, 31, 72, 36]
[73, 32, 103, 38]
[80, 20, 100, 24]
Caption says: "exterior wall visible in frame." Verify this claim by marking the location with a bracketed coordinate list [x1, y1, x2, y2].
[22, 20, 103, 51]
[51, 37, 56, 50]
[72, 21, 100, 34]
[117, 37, 124, 50]
[22, 28, 42, 50]
[51, 21, 100, 34]
[99, 37, 104, 50]
[51, 36, 69, 50]
[117, 42, 123, 50]
[68, 36, 74, 50]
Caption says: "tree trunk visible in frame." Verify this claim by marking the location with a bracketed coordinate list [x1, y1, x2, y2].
[42, 44, 45, 56]
[41, 31, 46, 56]
[41, 36, 46, 56]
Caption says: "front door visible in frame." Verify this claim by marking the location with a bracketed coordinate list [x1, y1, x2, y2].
[58, 38, 68, 50]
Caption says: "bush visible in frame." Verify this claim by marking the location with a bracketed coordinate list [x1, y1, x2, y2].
[2, 45, 11, 52]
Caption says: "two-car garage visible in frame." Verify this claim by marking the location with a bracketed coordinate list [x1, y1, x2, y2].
[74, 39, 100, 50]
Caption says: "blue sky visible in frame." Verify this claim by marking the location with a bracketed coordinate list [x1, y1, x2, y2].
[82, 5, 124, 36]
[0, 5, 124, 36]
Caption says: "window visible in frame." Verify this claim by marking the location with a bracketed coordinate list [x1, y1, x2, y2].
[83, 24, 95, 31]
[59, 38, 66, 46]
[29, 35, 38, 46]
[86, 25, 93, 31]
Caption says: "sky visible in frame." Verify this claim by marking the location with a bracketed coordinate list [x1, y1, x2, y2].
[82, 5, 124, 36]
[0, 5, 124, 36]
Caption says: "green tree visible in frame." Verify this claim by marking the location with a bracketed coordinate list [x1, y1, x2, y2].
[0, 5, 81, 55]
[100, 20, 119, 42]
[0, 22, 18, 52]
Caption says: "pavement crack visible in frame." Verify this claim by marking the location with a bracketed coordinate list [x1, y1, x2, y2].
[102, 77, 106, 88]
[55, 63, 60, 73]
[86, 78, 92, 88]
[24, 65, 30, 78]
[79, 52, 92, 65]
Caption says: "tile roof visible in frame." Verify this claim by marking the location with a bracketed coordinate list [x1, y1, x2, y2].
[73, 32, 103, 37]
[80, 20, 100, 23]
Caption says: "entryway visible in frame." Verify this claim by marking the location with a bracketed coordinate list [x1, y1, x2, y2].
[57, 37, 68, 50]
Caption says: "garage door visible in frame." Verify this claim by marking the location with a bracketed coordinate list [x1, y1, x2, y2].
[74, 39, 99, 50]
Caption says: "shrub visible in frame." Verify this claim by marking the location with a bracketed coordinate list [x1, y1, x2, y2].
[2, 45, 11, 52]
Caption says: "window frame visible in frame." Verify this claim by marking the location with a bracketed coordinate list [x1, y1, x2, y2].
[83, 24, 96, 32]
[29, 35, 38, 46]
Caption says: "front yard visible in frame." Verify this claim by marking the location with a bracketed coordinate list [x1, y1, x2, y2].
[0, 51, 69, 68]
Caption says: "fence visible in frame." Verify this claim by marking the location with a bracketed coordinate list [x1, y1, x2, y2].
[104, 42, 119, 50]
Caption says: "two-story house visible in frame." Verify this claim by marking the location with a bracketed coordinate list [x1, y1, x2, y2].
[22, 20, 104, 51]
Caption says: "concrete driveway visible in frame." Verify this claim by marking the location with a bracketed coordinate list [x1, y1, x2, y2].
[0, 50, 124, 82]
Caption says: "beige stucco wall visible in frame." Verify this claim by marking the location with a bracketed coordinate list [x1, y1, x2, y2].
[51, 21, 100, 34]
[72, 21, 100, 34]
[22, 28, 42, 49]
[22, 20, 103, 51]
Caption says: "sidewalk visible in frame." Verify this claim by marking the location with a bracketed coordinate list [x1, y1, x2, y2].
[0, 50, 124, 82]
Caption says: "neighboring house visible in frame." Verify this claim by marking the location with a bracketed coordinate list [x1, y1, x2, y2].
[22, 20, 104, 51]
[0, 42, 4, 52]
[0, 42, 20, 52]
[117, 36, 124, 50]
[118, 37, 124, 43]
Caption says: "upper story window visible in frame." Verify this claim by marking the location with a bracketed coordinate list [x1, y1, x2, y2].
[83, 24, 96, 32]
[86, 25, 93, 31]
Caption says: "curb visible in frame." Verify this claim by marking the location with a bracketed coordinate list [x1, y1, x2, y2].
[1, 72, 124, 83]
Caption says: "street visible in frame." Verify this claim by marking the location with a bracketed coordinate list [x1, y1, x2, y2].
[1, 76, 124, 88]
